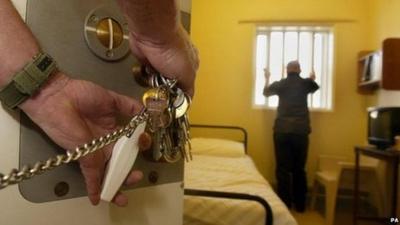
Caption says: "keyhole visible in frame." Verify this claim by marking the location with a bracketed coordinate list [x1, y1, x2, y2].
[96, 18, 124, 50]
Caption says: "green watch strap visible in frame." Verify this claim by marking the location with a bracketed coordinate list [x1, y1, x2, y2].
[0, 53, 57, 109]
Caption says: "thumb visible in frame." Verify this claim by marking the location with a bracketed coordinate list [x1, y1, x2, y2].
[108, 90, 143, 117]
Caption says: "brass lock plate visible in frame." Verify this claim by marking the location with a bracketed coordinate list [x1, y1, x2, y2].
[84, 4, 130, 61]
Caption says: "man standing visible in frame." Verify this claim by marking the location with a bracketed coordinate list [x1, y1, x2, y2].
[263, 61, 319, 212]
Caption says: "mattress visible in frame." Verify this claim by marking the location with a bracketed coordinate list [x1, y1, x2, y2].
[183, 138, 298, 225]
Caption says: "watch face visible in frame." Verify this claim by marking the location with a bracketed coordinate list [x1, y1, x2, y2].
[37, 56, 53, 72]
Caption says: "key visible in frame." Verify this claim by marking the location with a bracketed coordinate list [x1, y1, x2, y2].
[151, 129, 163, 161]
[174, 119, 188, 162]
[143, 87, 171, 132]
[101, 122, 147, 202]
[173, 89, 191, 119]
[161, 128, 181, 163]
[181, 114, 193, 160]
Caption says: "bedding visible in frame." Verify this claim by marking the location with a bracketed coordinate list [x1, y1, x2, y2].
[183, 138, 298, 225]
[190, 137, 245, 158]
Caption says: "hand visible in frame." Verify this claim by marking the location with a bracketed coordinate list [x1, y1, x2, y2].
[129, 27, 199, 96]
[20, 72, 150, 207]
[310, 70, 316, 80]
[264, 68, 271, 79]
[115, 0, 199, 96]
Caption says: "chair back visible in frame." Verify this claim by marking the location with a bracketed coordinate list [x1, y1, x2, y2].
[317, 155, 348, 174]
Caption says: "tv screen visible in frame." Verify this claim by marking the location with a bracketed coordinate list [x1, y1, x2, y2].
[368, 107, 400, 149]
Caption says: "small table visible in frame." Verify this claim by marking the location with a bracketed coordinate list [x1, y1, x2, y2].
[353, 146, 400, 225]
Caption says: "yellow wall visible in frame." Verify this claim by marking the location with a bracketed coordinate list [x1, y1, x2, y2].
[368, 0, 400, 49]
[365, 0, 400, 107]
[190, 0, 371, 184]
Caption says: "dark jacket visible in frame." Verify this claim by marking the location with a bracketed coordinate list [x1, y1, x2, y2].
[263, 73, 319, 134]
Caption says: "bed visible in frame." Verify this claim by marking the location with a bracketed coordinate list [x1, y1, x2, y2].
[183, 125, 298, 225]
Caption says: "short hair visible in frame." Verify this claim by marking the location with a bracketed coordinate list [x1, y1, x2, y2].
[286, 61, 301, 73]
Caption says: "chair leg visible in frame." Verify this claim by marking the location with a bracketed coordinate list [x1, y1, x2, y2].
[325, 182, 338, 225]
[310, 179, 318, 210]
[368, 172, 384, 216]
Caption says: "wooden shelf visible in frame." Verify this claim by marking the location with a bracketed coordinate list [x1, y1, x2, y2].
[357, 51, 380, 94]
[358, 80, 380, 88]
[358, 52, 375, 62]
[357, 38, 400, 94]
[382, 38, 400, 90]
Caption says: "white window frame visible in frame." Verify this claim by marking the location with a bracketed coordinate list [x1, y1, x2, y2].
[252, 25, 335, 112]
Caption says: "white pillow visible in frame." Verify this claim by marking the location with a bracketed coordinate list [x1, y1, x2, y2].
[190, 137, 245, 157]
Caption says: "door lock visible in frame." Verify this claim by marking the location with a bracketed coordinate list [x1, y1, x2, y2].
[84, 5, 130, 61]
[96, 18, 124, 50]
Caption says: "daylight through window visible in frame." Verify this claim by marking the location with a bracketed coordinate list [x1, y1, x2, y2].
[254, 26, 334, 110]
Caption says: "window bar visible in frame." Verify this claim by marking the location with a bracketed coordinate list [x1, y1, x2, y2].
[325, 32, 331, 109]
[309, 31, 315, 108]
[265, 32, 271, 106]
[328, 33, 334, 109]
[266, 32, 271, 78]
[297, 31, 300, 61]
[281, 31, 286, 79]
[266, 30, 272, 106]
[322, 32, 328, 108]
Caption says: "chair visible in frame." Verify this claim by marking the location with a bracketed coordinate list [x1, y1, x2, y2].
[310, 155, 382, 225]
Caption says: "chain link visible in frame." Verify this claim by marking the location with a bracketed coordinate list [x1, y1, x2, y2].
[0, 110, 148, 190]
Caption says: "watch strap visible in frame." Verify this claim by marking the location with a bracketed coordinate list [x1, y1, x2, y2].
[0, 53, 57, 109]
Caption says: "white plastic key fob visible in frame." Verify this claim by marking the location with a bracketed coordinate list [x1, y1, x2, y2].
[100, 122, 147, 202]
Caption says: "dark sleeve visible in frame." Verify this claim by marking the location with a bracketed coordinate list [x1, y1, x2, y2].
[263, 81, 281, 97]
[305, 79, 319, 93]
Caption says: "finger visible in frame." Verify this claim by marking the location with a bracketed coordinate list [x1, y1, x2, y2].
[132, 65, 152, 88]
[112, 191, 129, 207]
[108, 90, 143, 117]
[139, 132, 152, 151]
[79, 154, 105, 205]
[125, 170, 144, 186]
[129, 33, 149, 64]
[186, 87, 195, 98]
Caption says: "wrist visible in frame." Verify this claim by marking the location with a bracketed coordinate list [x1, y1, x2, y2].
[0, 49, 40, 88]
[19, 72, 70, 115]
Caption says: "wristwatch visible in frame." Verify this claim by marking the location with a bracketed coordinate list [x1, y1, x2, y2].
[0, 52, 57, 109]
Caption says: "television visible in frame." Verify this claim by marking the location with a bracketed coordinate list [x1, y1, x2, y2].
[368, 107, 400, 149]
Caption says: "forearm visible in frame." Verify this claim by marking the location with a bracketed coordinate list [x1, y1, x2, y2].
[0, 0, 40, 87]
[115, 0, 180, 45]
[263, 80, 270, 97]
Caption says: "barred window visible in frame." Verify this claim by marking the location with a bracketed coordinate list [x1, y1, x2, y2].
[254, 26, 334, 110]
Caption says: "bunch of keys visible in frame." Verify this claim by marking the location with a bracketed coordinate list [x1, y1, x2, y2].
[101, 66, 192, 201]
[140, 66, 192, 163]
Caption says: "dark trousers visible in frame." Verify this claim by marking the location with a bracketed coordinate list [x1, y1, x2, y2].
[273, 132, 309, 210]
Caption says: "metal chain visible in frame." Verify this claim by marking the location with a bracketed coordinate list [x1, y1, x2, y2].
[0, 110, 148, 190]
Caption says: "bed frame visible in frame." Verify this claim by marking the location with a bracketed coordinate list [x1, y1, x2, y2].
[184, 124, 273, 225]
[189, 124, 248, 153]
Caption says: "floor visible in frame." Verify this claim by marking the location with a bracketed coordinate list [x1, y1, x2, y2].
[291, 209, 381, 225]
[292, 197, 384, 225]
